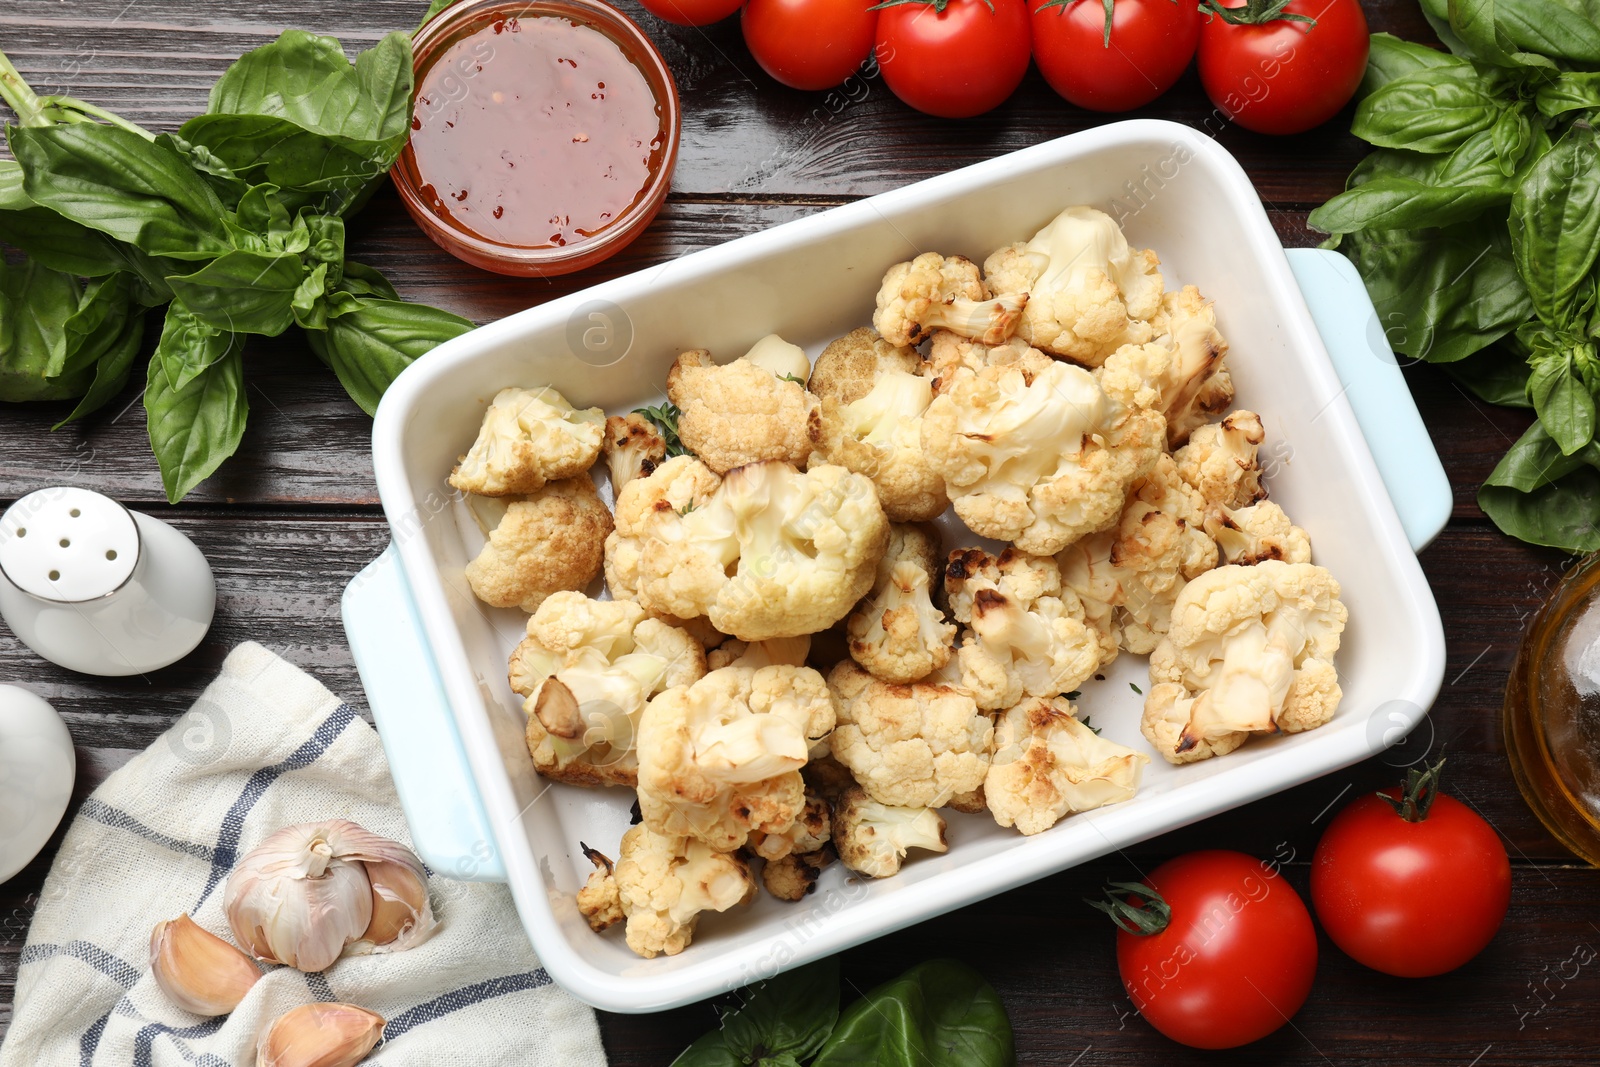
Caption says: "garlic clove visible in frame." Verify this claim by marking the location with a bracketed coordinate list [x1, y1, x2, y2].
[256, 1002, 384, 1067]
[148, 914, 261, 1016]
[356, 857, 438, 952]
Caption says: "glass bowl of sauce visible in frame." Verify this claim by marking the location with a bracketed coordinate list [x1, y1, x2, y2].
[394, 0, 680, 276]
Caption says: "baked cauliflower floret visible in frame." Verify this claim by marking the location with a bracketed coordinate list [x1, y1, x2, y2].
[921, 360, 1164, 555]
[1205, 500, 1311, 566]
[985, 696, 1148, 835]
[449, 386, 605, 496]
[748, 790, 832, 868]
[666, 346, 813, 474]
[808, 365, 946, 522]
[846, 523, 955, 684]
[604, 455, 723, 601]
[808, 327, 921, 405]
[826, 661, 993, 809]
[603, 413, 667, 497]
[832, 786, 948, 878]
[874, 252, 1027, 348]
[1055, 530, 1122, 664]
[632, 461, 890, 642]
[925, 332, 1052, 390]
[982, 206, 1163, 366]
[1096, 288, 1232, 449]
[945, 548, 1104, 712]
[464, 476, 612, 612]
[577, 844, 624, 932]
[510, 593, 706, 787]
[637, 665, 838, 854]
[707, 636, 812, 671]
[592, 825, 757, 958]
[1099, 454, 1220, 655]
[1143, 561, 1347, 764]
[1174, 410, 1267, 510]
[762, 847, 835, 902]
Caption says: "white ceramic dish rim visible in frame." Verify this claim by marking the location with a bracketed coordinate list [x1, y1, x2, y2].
[372, 118, 1446, 1012]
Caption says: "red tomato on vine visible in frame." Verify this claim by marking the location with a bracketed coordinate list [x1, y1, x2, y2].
[874, 0, 1033, 118]
[1032, 0, 1203, 112]
[1196, 0, 1369, 135]
[743, 0, 880, 91]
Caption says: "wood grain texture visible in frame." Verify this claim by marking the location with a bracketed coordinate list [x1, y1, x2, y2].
[2, 0, 1593, 1063]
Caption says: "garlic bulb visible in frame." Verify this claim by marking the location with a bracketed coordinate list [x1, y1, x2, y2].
[148, 914, 261, 1016]
[225, 820, 437, 973]
[257, 1002, 384, 1067]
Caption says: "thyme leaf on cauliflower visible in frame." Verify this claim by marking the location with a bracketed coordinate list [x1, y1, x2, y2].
[633, 402, 688, 458]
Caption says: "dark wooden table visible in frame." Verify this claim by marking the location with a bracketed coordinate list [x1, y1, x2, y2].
[3, 1, 1597, 1063]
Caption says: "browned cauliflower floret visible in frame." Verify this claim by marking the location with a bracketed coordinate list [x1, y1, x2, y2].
[604, 454, 723, 601]
[707, 636, 812, 672]
[601, 824, 757, 958]
[826, 661, 992, 809]
[945, 547, 1105, 712]
[921, 359, 1164, 555]
[1095, 287, 1233, 449]
[846, 523, 955, 684]
[576, 844, 624, 932]
[510, 593, 706, 788]
[1054, 530, 1121, 665]
[985, 696, 1148, 835]
[808, 359, 946, 522]
[449, 386, 605, 496]
[603, 413, 667, 497]
[874, 252, 1027, 348]
[1144, 561, 1347, 764]
[762, 847, 835, 902]
[1173, 410, 1268, 510]
[748, 791, 832, 866]
[637, 664, 838, 854]
[666, 346, 814, 473]
[1205, 500, 1311, 566]
[625, 461, 890, 642]
[831, 786, 948, 878]
[464, 477, 611, 612]
[924, 332, 1052, 390]
[809, 327, 921, 405]
[982, 206, 1164, 367]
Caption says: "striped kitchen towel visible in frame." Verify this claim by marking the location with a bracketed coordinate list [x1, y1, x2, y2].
[0, 642, 607, 1067]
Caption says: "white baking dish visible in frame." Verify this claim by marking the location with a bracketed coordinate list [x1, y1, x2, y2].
[344, 119, 1451, 1013]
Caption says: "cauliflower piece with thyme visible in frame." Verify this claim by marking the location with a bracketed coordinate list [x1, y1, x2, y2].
[626, 461, 890, 642]
[874, 252, 1027, 348]
[1143, 561, 1347, 764]
[983, 206, 1164, 366]
[603, 413, 667, 497]
[846, 523, 955, 684]
[464, 477, 612, 612]
[1095, 287, 1233, 449]
[1205, 500, 1311, 566]
[581, 825, 757, 958]
[604, 455, 723, 601]
[826, 661, 993, 809]
[666, 345, 814, 473]
[985, 696, 1148, 835]
[921, 359, 1164, 555]
[449, 387, 605, 496]
[944, 547, 1104, 712]
[808, 361, 946, 522]
[1174, 410, 1268, 510]
[637, 664, 838, 854]
[509, 593, 706, 787]
[832, 786, 949, 878]
[809, 327, 922, 405]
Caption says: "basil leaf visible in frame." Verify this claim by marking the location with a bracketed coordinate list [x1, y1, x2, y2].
[179, 114, 393, 215]
[338, 260, 399, 301]
[59, 272, 137, 378]
[154, 300, 236, 392]
[154, 131, 252, 209]
[305, 298, 473, 415]
[1309, 129, 1512, 234]
[421, 0, 464, 29]
[1444, 342, 1533, 406]
[1537, 72, 1600, 118]
[1529, 353, 1596, 455]
[145, 311, 248, 503]
[54, 303, 146, 427]
[0, 159, 27, 211]
[1479, 422, 1600, 551]
[812, 960, 1014, 1067]
[1510, 126, 1600, 330]
[1352, 71, 1501, 154]
[672, 959, 841, 1067]
[1360, 34, 1468, 100]
[1447, 0, 1559, 69]
[166, 249, 308, 336]
[1496, 0, 1600, 64]
[206, 30, 413, 148]
[0, 257, 92, 401]
[9, 123, 231, 260]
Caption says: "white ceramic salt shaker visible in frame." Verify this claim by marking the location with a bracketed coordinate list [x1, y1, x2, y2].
[0, 685, 75, 884]
[0, 487, 216, 676]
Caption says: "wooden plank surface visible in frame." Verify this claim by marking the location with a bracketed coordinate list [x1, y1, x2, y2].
[3, 0, 1596, 1063]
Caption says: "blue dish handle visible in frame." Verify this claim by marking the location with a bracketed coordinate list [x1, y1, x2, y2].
[342, 545, 506, 882]
[1285, 247, 1452, 553]
[343, 249, 1450, 881]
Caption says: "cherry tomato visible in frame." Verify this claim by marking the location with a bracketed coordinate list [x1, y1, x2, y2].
[1197, 0, 1369, 135]
[1312, 760, 1511, 978]
[875, 0, 1031, 119]
[1097, 850, 1317, 1049]
[638, 0, 744, 26]
[1032, 0, 1201, 112]
[743, 0, 880, 91]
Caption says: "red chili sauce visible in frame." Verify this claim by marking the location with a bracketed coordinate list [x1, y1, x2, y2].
[409, 15, 666, 249]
